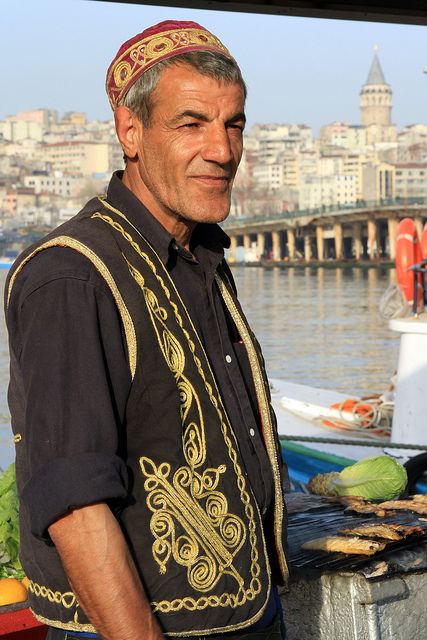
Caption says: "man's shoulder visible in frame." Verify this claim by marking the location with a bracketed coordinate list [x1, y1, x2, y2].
[7, 246, 111, 310]
[6, 195, 113, 310]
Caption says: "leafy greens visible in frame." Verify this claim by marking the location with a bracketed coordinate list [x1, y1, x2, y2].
[308, 455, 408, 500]
[0, 463, 24, 579]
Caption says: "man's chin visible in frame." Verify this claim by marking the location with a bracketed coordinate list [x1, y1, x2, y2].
[201, 210, 230, 224]
[184, 199, 231, 225]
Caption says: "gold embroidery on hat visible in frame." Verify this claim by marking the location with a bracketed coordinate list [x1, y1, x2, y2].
[145, 35, 175, 59]
[113, 60, 132, 89]
[107, 27, 231, 108]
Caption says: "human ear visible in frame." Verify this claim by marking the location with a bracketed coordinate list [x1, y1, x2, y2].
[114, 106, 140, 160]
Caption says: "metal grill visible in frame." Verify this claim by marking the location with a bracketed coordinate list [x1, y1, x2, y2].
[285, 495, 427, 573]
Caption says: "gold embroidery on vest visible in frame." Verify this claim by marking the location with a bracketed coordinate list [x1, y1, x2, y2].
[215, 275, 289, 582]
[30, 611, 96, 635]
[91, 211, 267, 616]
[6, 236, 137, 381]
[126, 258, 246, 593]
[13, 434, 22, 443]
[29, 579, 97, 634]
[29, 579, 78, 610]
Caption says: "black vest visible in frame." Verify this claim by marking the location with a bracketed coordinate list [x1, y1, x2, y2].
[7, 197, 288, 636]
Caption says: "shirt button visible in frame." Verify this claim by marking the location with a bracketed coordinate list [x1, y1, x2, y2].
[249, 428, 255, 437]
[225, 354, 232, 363]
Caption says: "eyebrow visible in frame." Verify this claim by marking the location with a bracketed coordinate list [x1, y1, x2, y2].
[170, 110, 247, 126]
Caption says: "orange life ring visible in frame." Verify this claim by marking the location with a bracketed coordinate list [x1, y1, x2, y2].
[396, 218, 422, 308]
[421, 222, 427, 260]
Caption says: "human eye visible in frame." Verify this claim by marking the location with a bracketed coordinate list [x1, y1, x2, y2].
[227, 120, 245, 133]
[227, 123, 244, 135]
[181, 121, 200, 129]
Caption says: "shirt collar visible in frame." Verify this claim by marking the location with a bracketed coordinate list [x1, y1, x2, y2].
[106, 171, 231, 266]
[106, 171, 173, 264]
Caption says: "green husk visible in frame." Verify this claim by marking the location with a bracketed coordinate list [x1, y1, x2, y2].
[0, 463, 24, 579]
[308, 455, 407, 500]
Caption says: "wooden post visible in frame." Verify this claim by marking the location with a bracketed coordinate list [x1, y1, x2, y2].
[287, 229, 296, 260]
[230, 236, 237, 262]
[316, 226, 324, 261]
[333, 222, 343, 260]
[387, 217, 398, 260]
[272, 231, 281, 261]
[257, 232, 265, 259]
[367, 218, 378, 260]
[304, 234, 312, 262]
[352, 222, 362, 260]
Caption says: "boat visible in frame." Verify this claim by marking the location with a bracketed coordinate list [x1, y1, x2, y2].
[0, 258, 14, 270]
[272, 378, 427, 491]
[2, 221, 427, 639]
[0, 603, 46, 639]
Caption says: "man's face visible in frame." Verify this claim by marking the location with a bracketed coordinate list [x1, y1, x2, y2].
[130, 63, 246, 226]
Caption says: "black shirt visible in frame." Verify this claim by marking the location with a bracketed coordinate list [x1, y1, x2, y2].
[8, 172, 274, 534]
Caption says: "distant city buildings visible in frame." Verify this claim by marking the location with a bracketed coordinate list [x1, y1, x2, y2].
[0, 108, 123, 230]
[238, 50, 427, 221]
[0, 49, 426, 234]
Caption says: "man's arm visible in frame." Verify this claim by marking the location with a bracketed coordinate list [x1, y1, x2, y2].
[48, 502, 164, 640]
[7, 250, 162, 637]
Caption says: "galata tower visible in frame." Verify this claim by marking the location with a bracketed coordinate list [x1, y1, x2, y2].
[360, 47, 392, 126]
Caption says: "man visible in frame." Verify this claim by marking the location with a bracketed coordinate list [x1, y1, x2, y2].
[6, 20, 288, 640]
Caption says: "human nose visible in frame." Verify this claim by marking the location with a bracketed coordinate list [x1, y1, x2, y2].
[201, 123, 233, 165]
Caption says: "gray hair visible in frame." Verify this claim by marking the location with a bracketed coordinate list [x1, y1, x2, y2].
[123, 50, 246, 127]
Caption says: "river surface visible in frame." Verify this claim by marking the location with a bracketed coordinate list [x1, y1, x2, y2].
[0, 265, 400, 470]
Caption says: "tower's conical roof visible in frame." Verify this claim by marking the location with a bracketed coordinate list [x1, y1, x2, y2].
[366, 52, 387, 85]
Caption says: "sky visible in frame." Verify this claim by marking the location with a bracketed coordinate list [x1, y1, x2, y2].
[1, 0, 427, 133]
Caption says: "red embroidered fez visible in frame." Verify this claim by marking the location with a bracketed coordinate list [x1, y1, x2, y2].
[106, 20, 233, 110]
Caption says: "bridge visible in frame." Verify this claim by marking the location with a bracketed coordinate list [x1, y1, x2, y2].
[223, 198, 427, 262]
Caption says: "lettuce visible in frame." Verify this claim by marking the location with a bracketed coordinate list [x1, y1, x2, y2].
[308, 455, 407, 500]
[0, 463, 24, 580]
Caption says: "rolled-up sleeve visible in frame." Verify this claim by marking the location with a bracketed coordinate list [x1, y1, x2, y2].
[8, 249, 132, 540]
[22, 453, 129, 539]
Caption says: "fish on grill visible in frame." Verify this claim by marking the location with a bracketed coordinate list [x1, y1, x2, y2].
[301, 536, 387, 555]
[338, 523, 423, 541]
[377, 500, 427, 515]
[345, 502, 396, 517]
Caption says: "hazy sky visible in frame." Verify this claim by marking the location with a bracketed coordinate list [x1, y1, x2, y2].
[1, 0, 426, 133]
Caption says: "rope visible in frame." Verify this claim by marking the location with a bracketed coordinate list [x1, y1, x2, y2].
[279, 435, 427, 450]
[319, 399, 393, 439]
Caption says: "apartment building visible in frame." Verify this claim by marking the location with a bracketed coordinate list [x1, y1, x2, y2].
[394, 163, 427, 200]
[23, 172, 84, 198]
[299, 174, 357, 210]
[362, 162, 396, 201]
[36, 141, 110, 175]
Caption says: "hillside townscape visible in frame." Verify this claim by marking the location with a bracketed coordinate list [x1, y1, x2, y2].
[1, 51, 426, 260]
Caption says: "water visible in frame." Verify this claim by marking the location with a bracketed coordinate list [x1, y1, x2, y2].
[0, 266, 400, 470]
[231, 265, 399, 396]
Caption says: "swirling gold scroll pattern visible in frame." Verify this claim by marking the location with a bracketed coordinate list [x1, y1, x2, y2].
[126, 258, 246, 594]
[91, 206, 267, 615]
